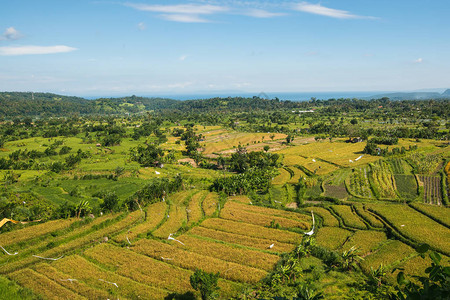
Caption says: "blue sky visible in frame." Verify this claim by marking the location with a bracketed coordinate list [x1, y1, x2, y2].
[1, 0, 449, 97]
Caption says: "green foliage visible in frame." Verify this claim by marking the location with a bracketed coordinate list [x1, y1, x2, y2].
[211, 167, 275, 195]
[100, 192, 119, 212]
[189, 269, 220, 300]
[391, 244, 450, 300]
[0, 275, 37, 300]
[129, 144, 164, 167]
[125, 175, 183, 210]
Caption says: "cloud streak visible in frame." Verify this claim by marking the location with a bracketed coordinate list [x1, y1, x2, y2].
[293, 2, 374, 19]
[126, 3, 228, 14]
[126, 1, 285, 22]
[0, 45, 77, 56]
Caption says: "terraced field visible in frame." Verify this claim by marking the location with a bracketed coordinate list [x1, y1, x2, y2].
[0, 194, 313, 299]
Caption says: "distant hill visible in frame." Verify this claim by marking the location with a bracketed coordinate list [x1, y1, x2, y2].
[442, 89, 450, 96]
[366, 91, 450, 100]
[0, 92, 178, 118]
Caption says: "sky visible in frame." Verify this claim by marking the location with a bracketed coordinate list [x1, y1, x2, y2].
[1, 0, 449, 97]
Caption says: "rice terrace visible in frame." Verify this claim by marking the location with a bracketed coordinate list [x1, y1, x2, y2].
[0, 92, 448, 299]
[1, 1, 450, 299]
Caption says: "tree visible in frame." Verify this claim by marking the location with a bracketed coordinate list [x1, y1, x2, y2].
[129, 144, 164, 167]
[190, 269, 220, 300]
[286, 135, 294, 144]
[100, 192, 119, 212]
[263, 145, 270, 152]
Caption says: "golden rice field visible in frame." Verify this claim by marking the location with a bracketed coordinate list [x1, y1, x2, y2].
[202, 192, 219, 217]
[304, 206, 340, 227]
[9, 268, 85, 300]
[174, 234, 279, 271]
[360, 240, 415, 274]
[186, 190, 207, 226]
[341, 230, 387, 256]
[0, 218, 76, 247]
[133, 239, 267, 283]
[55, 253, 178, 299]
[278, 139, 379, 169]
[188, 226, 294, 253]
[227, 195, 252, 204]
[368, 203, 450, 255]
[201, 218, 302, 244]
[315, 227, 353, 250]
[34, 263, 110, 299]
[115, 201, 167, 243]
[287, 166, 306, 184]
[152, 204, 187, 239]
[226, 201, 311, 223]
[409, 203, 450, 227]
[220, 202, 309, 229]
[282, 154, 338, 175]
[272, 168, 291, 185]
[330, 205, 367, 230]
[354, 204, 384, 228]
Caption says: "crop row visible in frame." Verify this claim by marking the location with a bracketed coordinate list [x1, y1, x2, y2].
[2, 211, 143, 274]
[220, 202, 308, 229]
[315, 227, 352, 250]
[8, 268, 85, 300]
[174, 234, 279, 271]
[34, 263, 109, 299]
[420, 175, 442, 205]
[272, 168, 291, 185]
[283, 154, 338, 175]
[330, 205, 367, 229]
[353, 205, 384, 228]
[360, 240, 415, 275]
[227, 195, 252, 204]
[347, 167, 374, 199]
[394, 174, 418, 200]
[303, 206, 339, 227]
[200, 218, 301, 244]
[188, 226, 294, 253]
[340, 230, 387, 256]
[185, 191, 206, 226]
[132, 239, 267, 283]
[409, 203, 450, 228]
[115, 201, 167, 243]
[54, 254, 170, 299]
[368, 204, 450, 255]
[0, 218, 75, 247]
[202, 192, 219, 217]
[388, 158, 413, 175]
[0, 213, 120, 273]
[370, 160, 397, 199]
[287, 166, 306, 184]
[152, 204, 187, 239]
[226, 201, 310, 223]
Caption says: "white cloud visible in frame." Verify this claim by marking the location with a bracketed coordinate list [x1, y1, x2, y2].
[126, 2, 287, 22]
[293, 2, 374, 19]
[0, 45, 77, 56]
[137, 22, 146, 30]
[1, 27, 22, 41]
[160, 14, 210, 23]
[179, 54, 188, 61]
[243, 9, 286, 18]
[414, 58, 423, 63]
[126, 3, 229, 15]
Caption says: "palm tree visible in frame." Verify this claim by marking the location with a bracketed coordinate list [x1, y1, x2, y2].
[341, 246, 363, 271]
